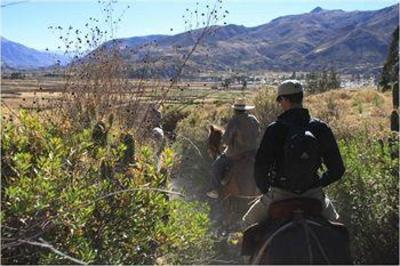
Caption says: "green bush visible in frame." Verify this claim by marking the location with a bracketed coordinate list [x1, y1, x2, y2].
[155, 200, 213, 264]
[1, 110, 213, 265]
[327, 132, 399, 264]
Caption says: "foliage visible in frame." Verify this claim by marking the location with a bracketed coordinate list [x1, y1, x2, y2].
[305, 69, 341, 94]
[1, 110, 213, 265]
[380, 26, 399, 132]
[10, 72, 26, 80]
[380, 26, 399, 92]
[161, 105, 192, 139]
[155, 200, 214, 264]
[222, 78, 232, 89]
[327, 131, 399, 264]
[2, 1, 234, 264]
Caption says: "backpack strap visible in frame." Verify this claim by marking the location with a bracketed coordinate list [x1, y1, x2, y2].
[278, 118, 319, 136]
[277, 120, 307, 141]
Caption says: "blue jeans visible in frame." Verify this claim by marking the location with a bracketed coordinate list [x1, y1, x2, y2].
[210, 153, 231, 190]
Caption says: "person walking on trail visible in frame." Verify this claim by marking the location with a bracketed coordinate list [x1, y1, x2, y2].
[242, 80, 345, 226]
[207, 98, 260, 199]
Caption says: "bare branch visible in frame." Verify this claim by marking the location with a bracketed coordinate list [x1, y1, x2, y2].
[1, 1, 29, 8]
[83, 187, 184, 206]
[18, 238, 88, 265]
[176, 134, 206, 159]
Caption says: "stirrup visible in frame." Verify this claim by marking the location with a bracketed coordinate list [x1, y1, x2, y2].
[220, 176, 230, 186]
[206, 190, 219, 199]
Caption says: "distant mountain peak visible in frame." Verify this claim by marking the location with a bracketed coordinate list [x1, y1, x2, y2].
[1, 38, 70, 69]
[311, 7, 324, 13]
[5, 4, 398, 74]
[1, 36, 10, 42]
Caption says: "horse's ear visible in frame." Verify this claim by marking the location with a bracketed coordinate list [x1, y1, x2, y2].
[209, 124, 215, 132]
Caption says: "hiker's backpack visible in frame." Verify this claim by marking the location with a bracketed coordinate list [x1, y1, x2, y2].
[280, 120, 321, 194]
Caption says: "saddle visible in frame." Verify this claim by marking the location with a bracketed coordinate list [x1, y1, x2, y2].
[242, 198, 339, 256]
[268, 197, 323, 220]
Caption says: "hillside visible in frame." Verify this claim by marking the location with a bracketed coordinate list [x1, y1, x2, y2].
[104, 4, 398, 76]
[1, 37, 69, 70]
[3, 4, 398, 75]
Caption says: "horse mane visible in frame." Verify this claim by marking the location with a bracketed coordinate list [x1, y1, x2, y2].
[208, 124, 224, 134]
[207, 124, 225, 159]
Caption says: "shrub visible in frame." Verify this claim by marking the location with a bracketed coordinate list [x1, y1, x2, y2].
[305, 89, 391, 139]
[155, 200, 214, 264]
[253, 86, 281, 132]
[1, 110, 213, 265]
[327, 131, 399, 264]
[161, 105, 192, 139]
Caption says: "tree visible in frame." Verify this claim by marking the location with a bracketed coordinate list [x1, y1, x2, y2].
[222, 78, 232, 89]
[236, 75, 248, 90]
[10, 72, 25, 79]
[305, 72, 319, 93]
[319, 70, 329, 92]
[305, 69, 340, 94]
[328, 68, 341, 90]
[380, 26, 399, 92]
[379, 26, 399, 131]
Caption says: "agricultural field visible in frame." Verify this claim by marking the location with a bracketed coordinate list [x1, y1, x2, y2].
[1, 77, 254, 110]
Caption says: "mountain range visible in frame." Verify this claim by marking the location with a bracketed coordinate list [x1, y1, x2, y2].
[1, 37, 68, 70]
[2, 4, 398, 75]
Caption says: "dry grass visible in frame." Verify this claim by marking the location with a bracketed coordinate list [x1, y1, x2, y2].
[305, 88, 391, 139]
[1, 79, 392, 136]
[2, 79, 391, 139]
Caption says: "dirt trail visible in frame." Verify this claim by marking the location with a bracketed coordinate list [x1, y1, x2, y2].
[169, 151, 244, 264]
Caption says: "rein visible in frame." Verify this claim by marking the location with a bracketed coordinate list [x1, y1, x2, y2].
[303, 220, 332, 264]
[221, 193, 260, 201]
[252, 221, 295, 265]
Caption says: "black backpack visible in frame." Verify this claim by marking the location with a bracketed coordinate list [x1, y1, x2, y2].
[280, 120, 321, 194]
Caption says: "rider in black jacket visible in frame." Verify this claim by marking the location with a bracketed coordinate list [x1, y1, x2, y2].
[242, 80, 345, 226]
[254, 108, 345, 194]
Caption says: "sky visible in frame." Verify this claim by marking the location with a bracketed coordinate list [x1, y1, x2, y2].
[1, 0, 398, 51]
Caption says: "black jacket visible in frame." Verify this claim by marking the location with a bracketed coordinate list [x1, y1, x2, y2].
[254, 108, 345, 194]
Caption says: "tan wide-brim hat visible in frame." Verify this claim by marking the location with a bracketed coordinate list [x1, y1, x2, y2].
[232, 98, 255, 110]
[277, 80, 304, 98]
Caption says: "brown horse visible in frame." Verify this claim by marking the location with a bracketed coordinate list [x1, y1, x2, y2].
[207, 125, 225, 160]
[207, 125, 259, 226]
[242, 198, 352, 265]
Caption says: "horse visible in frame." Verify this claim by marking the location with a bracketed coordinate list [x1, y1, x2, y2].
[207, 124, 259, 227]
[207, 125, 225, 160]
[242, 198, 353, 265]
